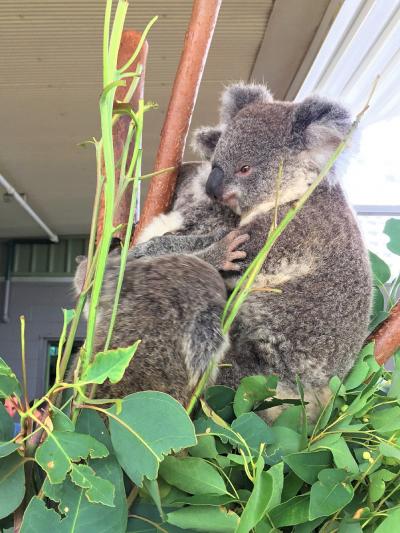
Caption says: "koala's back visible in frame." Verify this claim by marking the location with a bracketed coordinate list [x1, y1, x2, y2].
[93, 253, 228, 404]
[219, 183, 372, 390]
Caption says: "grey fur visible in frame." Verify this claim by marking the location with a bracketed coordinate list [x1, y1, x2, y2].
[74, 253, 229, 404]
[202, 85, 372, 407]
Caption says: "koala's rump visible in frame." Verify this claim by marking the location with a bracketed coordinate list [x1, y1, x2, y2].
[94, 254, 227, 403]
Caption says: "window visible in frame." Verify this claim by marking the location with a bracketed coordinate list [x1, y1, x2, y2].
[46, 340, 83, 388]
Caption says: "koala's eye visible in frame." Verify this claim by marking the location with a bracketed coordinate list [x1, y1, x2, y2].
[238, 165, 251, 175]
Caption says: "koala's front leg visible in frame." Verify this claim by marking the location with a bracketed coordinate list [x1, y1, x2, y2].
[129, 233, 220, 259]
[195, 230, 250, 272]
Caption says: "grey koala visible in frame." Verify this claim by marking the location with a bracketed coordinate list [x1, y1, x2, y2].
[131, 161, 246, 272]
[196, 83, 372, 416]
[73, 252, 229, 405]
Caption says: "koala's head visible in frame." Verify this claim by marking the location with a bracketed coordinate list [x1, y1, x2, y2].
[192, 82, 351, 216]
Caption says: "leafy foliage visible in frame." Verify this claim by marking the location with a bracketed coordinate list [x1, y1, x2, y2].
[0, 1, 399, 531]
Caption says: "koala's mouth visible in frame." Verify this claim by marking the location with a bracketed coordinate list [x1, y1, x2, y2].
[221, 192, 240, 214]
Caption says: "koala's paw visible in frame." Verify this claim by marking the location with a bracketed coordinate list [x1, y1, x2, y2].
[219, 230, 250, 271]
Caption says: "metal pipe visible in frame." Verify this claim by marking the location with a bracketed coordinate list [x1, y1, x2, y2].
[133, 0, 222, 242]
[0, 173, 59, 243]
[1, 241, 14, 323]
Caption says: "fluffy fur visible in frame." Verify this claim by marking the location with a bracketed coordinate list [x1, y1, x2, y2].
[73, 253, 229, 405]
[200, 84, 372, 414]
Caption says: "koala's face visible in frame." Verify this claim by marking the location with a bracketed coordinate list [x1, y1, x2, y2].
[193, 83, 351, 217]
[210, 102, 303, 214]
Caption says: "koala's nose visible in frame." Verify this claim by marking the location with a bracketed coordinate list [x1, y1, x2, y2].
[206, 166, 224, 200]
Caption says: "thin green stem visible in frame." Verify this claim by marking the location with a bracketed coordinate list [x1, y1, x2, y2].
[20, 315, 29, 410]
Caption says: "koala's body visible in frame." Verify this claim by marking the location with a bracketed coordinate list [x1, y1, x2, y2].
[197, 83, 372, 413]
[130, 161, 245, 272]
[73, 253, 229, 405]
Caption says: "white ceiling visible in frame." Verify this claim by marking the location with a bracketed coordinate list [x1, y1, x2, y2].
[0, 0, 333, 240]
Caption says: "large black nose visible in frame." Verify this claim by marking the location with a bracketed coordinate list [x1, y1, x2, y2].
[206, 166, 224, 200]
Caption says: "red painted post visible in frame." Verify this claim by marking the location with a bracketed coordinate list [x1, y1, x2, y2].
[132, 0, 222, 243]
[96, 30, 148, 244]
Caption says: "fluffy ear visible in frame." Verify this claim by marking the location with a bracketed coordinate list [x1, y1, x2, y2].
[292, 96, 351, 151]
[191, 126, 223, 160]
[220, 82, 273, 122]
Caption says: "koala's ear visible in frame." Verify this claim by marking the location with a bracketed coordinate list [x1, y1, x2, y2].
[292, 96, 351, 151]
[191, 126, 223, 160]
[220, 82, 273, 122]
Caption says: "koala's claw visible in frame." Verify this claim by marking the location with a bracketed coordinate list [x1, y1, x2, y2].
[220, 230, 250, 271]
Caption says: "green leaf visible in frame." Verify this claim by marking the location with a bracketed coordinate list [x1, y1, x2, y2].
[204, 386, 235, 423]
[369, 469, 397, 502]
[0, 452, 25, 519]
[369, 251, 391, 284]
[370, 286, 385, 322]
[143, 478, 165, 521]
[370, 406, 400, 434]
[170, 492, 250, 507]
[80, 342, 140, 385]
[108, 392, 196, 486]
[35, 430, 109, 483]
[266, 427, 302, 464]
[312, 436, 358, 474]
[344, 357, 371, 391]
[20, 498, 62, 532]
[379, 441, 400, 460]
[0, 441, 19, 458]
[76, 408, 112, 452]
[159, 456, 228, 496]
[267, 462, 284, 509]
[268, 494, 310, 527]
[188, 434, 219, 459]
[234, 376, 278, 417]
[389, 351, 400, 399]
[167, 506, 239, 532]
[236, 455, 274, 533]
[231, 412, 274, 456]
[70, 463, 115, 506]
[0, 402, 13, 441]
[309, 469, 354, 520]
[281, 470, 304, 502]
[51, 405, 75, 432]
[273, 405, 305, 433]
[0, 357, 21, 398]
[41, 455, 127, 532]
[294, 518, 325, 533]
[284, 450, 332, 484]
[375, 508, 400, 532]
[384, 218, 400, 255]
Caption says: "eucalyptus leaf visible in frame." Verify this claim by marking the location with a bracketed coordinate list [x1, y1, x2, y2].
[268, 494, 310, 527]
[375, 508, 400, 532]
[188, 434, 219, 459]
[0, 403, 13, 441]
[159, 456, 228, 496]
[309, 469, 354, 520]
[204, 386, 236, 423]
[35, 430, 109, 483]
[0, 453, 25, 520]
[167, 506, 239, 532]
[283, 450, 332, 484]
[369, 469, 396, 502]
[234, 375, 278, 417]
[369, 251, 391, 284]
[231, 412, 275, 456]
[236, 455, 274, 533]
[80, 342, 140, 385]
[70, 463, 115, 506]
[0, 357, 21, 399]
[384, 218, 400, 255]
[109, 392, 196, 486]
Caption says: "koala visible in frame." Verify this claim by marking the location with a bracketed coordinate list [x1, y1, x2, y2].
[73, 252, 229, 405]
[195, 83, 372, 417]
[131, 161, 245, 272]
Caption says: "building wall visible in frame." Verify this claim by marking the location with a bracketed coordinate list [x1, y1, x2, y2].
[0, 279, 86, 399]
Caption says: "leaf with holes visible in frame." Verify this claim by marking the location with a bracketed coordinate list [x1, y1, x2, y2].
[70, 463, 115, 506]
[108, 392, 196, 486]
[80, 341, 140, 385]
[234, 375, 278, 417]
[35, 430, 109, 483]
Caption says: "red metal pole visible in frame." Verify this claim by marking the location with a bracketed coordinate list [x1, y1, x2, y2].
[132, 0, 222, 243]
[96, 30, 148, 244]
